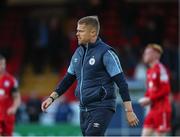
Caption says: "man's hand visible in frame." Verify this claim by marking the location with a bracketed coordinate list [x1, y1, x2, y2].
[138, 97, 151, 107]
[125, 111, 139, 127]
[41, 92, 59, 112]
[7, 106, 17, 115]
[41, 97, 53, 112]
[123, 101, 139, 127]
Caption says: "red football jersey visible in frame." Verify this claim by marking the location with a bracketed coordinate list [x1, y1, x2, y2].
[145, 62, 171, 112]
[0, 72, 18, 121]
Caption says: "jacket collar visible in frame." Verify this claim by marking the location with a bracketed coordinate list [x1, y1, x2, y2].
[80, 37, 102, 49]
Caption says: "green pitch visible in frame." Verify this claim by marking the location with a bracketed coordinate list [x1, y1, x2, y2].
[14, 123, 81, 136]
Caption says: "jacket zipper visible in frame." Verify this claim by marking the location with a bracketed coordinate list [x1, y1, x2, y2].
[80, 44, 88, 106]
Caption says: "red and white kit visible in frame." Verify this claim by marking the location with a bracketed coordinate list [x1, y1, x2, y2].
[0, 72, 18, 136]
[144, 63, 171, 133]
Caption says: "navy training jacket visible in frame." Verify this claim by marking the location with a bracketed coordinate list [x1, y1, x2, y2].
[68, 38, 117, 111]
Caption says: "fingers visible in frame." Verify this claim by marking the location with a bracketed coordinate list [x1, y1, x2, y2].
[128, 113, 139, 127]
[41, 102, 46, 112]
[41, 99, 52, 112]
[129, 119, 139, 127]
[41, 101, 49, 112]
[129, 117, 139, 127]
[44, 102, 49, 109]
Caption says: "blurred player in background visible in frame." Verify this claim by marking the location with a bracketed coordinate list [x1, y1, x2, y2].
[0, 54, 21, 136]
[139, 44, 171, 136]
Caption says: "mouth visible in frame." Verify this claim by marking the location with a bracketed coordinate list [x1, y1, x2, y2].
[77, 38, 81, 42]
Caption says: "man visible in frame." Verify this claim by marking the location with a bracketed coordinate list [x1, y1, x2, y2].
[41, 16, 139, 136]
[0, 54, 21, 136]
[139, 44, 171, 136]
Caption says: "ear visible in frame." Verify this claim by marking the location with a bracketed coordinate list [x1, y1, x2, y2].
[90, 28, 97, 37]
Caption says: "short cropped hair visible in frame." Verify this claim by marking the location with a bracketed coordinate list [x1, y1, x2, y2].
[147, 43, 163, 55]
[78, 16, 100, 35]
[0, 54, 5, 61]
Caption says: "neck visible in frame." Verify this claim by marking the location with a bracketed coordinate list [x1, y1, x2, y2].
[89, 36, 98, 44]
[149, 59, 159, 68]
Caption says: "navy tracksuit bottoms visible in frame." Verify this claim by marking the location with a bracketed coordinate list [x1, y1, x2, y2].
[80, 108, 114, 136]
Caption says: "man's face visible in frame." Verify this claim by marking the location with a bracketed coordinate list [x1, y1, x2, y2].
[143, 48, 158, 64]
[0, 59, 6, 74]
[76, 24, 94, 45]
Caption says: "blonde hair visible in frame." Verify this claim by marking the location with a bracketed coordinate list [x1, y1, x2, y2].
[78, 16, 100, 35]
[147, 43, 163, 55]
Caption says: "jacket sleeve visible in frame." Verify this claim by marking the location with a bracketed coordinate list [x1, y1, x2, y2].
[67, 55, 76, 75]
[112, 73, 131, 101]
[103, 50, 131, 101]
[55, 55, 76, 96]
[103, 50, 123, 77]
[54, 72, 76, 96]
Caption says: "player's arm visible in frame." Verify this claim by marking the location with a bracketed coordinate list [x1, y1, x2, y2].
[150, 83, 170, 101]
[41, 58, 76, 112]
[7, 79, 21, 115]
[139, 68, 170, 106]
[144, 90, 150, 97]
[103, 50, 139, 127]
[138, 89, 151, 107]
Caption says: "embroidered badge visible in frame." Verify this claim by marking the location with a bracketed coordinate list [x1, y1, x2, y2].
[89, 57, 95, 65]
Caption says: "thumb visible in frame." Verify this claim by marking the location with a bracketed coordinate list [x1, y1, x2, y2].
[42, 100, 51, 111]
[41, 102, 47, 112]
[44, 101, 50, 109]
